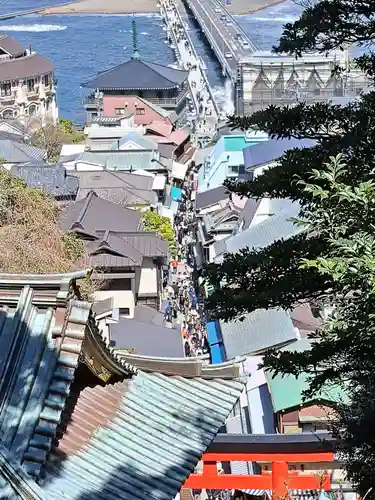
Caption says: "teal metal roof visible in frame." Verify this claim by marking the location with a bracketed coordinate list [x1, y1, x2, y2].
[41, 370, 244, 500]
[79, 151, 161, 171]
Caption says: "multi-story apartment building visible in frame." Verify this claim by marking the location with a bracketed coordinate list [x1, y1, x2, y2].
[0, 34, 58, 124]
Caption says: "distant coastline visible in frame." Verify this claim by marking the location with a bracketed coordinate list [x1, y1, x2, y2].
[40, 0, 288, 16]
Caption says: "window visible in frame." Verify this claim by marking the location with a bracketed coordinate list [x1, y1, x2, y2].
[27, 79, 35, 92]
[28, 104, 37, 116]
[1, 83, 11, 97]
[43, 74, 50, 86]
[115, 108, 125, 115]
[2, 109, 13, 118]
[238, 164, 246, 174]
[136, 107, 145, 115]
[119, 307, 130, 316]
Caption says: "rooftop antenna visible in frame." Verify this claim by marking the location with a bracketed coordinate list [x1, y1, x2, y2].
[131, 16, 140, 60]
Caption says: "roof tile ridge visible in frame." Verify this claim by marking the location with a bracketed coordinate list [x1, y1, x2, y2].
[75, 190, 97, 227]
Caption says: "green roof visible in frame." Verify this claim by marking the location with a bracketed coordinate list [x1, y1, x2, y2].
[266, 338, 348, 413]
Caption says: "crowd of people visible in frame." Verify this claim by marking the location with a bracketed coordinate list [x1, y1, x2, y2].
[162, 167, 210, 358]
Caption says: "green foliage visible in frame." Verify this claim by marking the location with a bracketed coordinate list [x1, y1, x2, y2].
[31, 117, 84, 163]
[204, 0, 375, 493]
[141, 209, 176, 257]
[0, 170, 86, 274]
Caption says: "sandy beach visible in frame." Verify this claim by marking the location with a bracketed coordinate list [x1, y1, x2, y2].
[40, 0, 287, 15]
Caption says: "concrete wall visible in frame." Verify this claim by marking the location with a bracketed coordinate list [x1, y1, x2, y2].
[138, 257, 158, 296]
[103, 96, 172, 126]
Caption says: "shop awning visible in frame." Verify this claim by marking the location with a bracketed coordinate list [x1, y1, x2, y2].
[172, 161, 189, 180]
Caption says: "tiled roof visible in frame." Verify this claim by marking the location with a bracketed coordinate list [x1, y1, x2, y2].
[243, 138, 316, 170]
[78, 151, 160, 171]
[0, 270, 91, 482]
[41, 366, 244, 500]
[11, 165, 79, 198]
[110, 317, 184, 357]
[195, 186, 230, 211]
[0, 34, 26, 57]
[118, 231, 169, 257]
[0, 53, 54, 82]
[0, 272, 245, 500]
[220, 309, 299, 358]
[86, 230, 144, 267]
[59, 191, 141, 236]
[0, 140, 45, 163]
[85, 230, 168, 269]
[74, 170, 157, 206]
[82, 59, 188, 90]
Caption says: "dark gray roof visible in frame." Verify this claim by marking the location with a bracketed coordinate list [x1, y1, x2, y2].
[110, 317, 184, 357]
[133, 304, 165, 326]
[243, 138, 316, 169]
[195, 186, 229, 211]
[0, 53, 54, 82]
[87, 230, 168, 268]
[10, 165, 79, 198]
[59, 191, 141, 235]
[116, 231, 169, 257]
[236, 197, 261, 231]
[82, 58, 188, 90]
[0, 139, 45, 163]
[158, 143, 177, 159]
[87, 230, 144, 268]
[74, 170, 157, 206]
[0, 34, 26, 57]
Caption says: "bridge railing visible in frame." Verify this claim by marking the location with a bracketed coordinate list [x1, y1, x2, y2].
[183, 0, 235, 78]
[172, 1, 221, 118]
[212, 0, 259, 52]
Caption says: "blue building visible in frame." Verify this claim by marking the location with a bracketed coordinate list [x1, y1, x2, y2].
[197, 132, 268, 193]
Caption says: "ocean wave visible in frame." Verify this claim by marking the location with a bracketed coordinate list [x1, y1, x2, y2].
[140, 31, 149, 35]
[249, 16, 298, 22]
[102, 13, 160, 18]
[0, 24, 67, 32]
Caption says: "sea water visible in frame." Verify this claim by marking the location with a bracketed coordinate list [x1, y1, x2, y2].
[0, 0, 302, 121]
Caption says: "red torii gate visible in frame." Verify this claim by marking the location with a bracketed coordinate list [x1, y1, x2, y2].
[183, 433, 336, 499]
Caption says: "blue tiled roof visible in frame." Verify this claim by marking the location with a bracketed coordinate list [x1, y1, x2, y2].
[0, 271, 91, 485]
[42, 369, 244, 500]
[82, 59, 188, 90]
[0, 273, 245, 500]
[243, 138, 316, 169]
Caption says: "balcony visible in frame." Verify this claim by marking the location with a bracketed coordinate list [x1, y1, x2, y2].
[145, 89, 188, 107]
[84, 96, 103, 109]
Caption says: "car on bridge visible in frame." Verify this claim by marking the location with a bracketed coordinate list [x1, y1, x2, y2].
[225, 52, 233, 58]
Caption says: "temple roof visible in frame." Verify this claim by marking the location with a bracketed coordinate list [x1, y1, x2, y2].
[82, 59, 189, 90]
[0, 271, 245, 499]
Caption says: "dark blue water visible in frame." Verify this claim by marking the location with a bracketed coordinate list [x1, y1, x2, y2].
[0, 1, 301, 122]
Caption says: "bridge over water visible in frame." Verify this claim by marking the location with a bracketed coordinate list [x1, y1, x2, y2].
[181, 0, 367, 115]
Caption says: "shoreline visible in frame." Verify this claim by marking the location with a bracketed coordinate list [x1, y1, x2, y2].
[40, 0, 288, 16]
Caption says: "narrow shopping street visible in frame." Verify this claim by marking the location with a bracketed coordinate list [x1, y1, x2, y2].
[162, 165, 210, 358]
